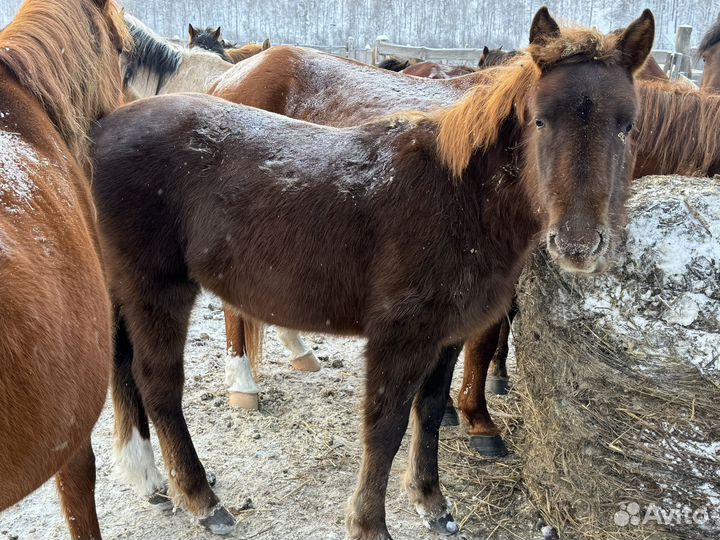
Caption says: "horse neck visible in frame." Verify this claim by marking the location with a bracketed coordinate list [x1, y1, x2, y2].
[635, 82, 720, 177]
[0, 0, 121, 165]
[455, 121, 543, 264]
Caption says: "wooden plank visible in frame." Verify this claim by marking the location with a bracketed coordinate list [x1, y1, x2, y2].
[375, 40, 484, 64]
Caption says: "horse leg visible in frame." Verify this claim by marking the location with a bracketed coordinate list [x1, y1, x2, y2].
[404, 344, 461, 536]
[276, 327, 321, 372]
[346, 338, 443, 540]
[458, 322, 508, 457]
[111, 312, 168, 507]
[223, 305, 259, 410]
[125, 282, 234, 534]
[441, 395, 460, 427]
[56, 439, 101, 540]
[486, 300, 518, 395]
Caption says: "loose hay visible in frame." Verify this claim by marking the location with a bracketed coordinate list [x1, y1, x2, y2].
[513, 176, 720, 540]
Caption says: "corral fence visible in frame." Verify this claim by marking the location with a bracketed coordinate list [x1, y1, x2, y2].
[319, 25, 705, 86]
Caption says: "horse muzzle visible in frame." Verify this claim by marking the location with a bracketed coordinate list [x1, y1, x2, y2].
[546, 226, 609, 275]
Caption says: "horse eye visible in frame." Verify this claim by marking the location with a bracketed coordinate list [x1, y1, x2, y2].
[625, 122, 635, 133]
[535, 119, 546, 129]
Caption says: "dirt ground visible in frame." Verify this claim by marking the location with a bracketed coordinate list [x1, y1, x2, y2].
[0, 293, 541, 540]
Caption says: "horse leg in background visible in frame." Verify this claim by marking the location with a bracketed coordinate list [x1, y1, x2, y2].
[111, 312, 168, 507]
[124, 282, 235, 534]
[55, 439, 101, 540]
[276, 327, 321, 372]
[486, 299, 519, 395]
[442, 395, 461, 427]
[223, 305, 259, 410]
[458, 321, 508, 457]
[346, 335, 451, 540]
[404, 344, 461, 536]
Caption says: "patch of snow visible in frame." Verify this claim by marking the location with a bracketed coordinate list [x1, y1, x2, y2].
[0, 130, 46, 213]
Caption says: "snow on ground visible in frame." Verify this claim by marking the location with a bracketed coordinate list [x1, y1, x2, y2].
[0, 292, 536, 540]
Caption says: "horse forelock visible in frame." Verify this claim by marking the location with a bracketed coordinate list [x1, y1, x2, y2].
[0, 0, 129, 167]
[435, 27, 623, 178]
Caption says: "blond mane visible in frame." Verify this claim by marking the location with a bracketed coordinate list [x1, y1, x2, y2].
[0, 0, 129, 166]
[436, 28, 623, 178]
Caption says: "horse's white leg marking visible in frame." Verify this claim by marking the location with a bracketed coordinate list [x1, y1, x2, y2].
[225, 350, 259, 409]
[113, 427, 165, 497]
[276, 328, 321, 372]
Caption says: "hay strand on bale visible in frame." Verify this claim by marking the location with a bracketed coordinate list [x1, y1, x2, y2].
[513, 176, 720, 540]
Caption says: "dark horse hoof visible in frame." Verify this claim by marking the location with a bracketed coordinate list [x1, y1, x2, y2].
[441, 405, 460, 427]
[469, 434, 508, 457]
[425, 512, 460, 536]
[199, 506, 236, 535]
[486, 376, 510, 395]
[207, 471, 217, 487]
[147, 487, 173, 512]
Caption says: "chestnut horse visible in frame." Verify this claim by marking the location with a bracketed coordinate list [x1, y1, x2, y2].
[402, 61, 476, 79]
[91, 8, 654, 538]
[0, 0, 127, 538]
[698, 14, 720, 92]
[188, 23, 271, 64]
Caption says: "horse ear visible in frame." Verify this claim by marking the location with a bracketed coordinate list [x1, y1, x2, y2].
[212, 27, 222, 40]
[262, 38, 271, 50]
[482, 46, 489, 56]
[529, 7, 561, 45]
[188, 24, 197, 40]
[616, 9, 655, 74]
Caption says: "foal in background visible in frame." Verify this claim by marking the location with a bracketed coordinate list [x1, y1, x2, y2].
[0, 0, 127, 538]
[91, 8, 654, 538]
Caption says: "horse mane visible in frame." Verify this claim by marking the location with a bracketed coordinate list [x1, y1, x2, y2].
[635, 79, 720, 175]
[435, 28, 622, 178]
[379, 57, 411, 72]
[698, 15, 720, 57]
[0, 0, 129, 165]
[123, 13, 184, 90]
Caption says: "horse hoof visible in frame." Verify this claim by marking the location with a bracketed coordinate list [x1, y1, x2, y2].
[486, 376, 510, 395]
[199, 506, 236, 536]
[228, 391, 259, 410]
[207, 471, 217, 487]
[148, 488, 173, 512]
[441, 406, 460, 427]
[425, 512, 460, 537]
[290, 351, 322, 372]
[469, 434, 508, 457]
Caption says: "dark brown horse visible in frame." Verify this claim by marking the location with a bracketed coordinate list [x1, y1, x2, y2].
[188, 24, 232, 62]
[478, 46, 521, 68]
[378, 55, 421, 71]
[188, 25, 271, 64]
[91, 8, 654, 538]
[212, 20, 710, 456]
[0, 0, 127, 538]
[699, 14, 720, 92]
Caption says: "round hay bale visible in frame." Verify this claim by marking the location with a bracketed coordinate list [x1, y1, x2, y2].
[513, 176, 720, 540]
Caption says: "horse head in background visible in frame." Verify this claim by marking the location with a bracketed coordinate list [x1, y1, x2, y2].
[188, 23, 232, 62]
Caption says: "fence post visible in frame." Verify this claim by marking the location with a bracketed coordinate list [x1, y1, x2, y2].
[674, 25, 693, 79]
[346, 36, 355, 59]
[373, 36, 390, 65]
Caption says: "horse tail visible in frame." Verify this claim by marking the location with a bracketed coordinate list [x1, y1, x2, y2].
[261, 38, 271, 51]
[243, 318, 265, 377]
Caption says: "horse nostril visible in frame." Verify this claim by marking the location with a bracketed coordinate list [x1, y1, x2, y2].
[591, 230, 605, 256]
